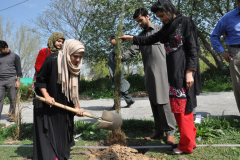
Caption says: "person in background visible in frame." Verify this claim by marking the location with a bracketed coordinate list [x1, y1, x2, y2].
[108, 34, 135, 110]
[120, 0, 202, 155]
[0, 40, 22, 121]
[210, 0, 240, 112]
[121, 8, 175, 144]
[33, 32, 65, 89]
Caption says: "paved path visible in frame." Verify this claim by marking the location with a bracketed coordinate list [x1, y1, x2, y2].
[0, 92, 239, 124]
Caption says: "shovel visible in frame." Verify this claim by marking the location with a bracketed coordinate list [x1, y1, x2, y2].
[26, 88, 122, 130]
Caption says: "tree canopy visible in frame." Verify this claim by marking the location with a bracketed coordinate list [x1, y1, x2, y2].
[35, 0, 239, 76]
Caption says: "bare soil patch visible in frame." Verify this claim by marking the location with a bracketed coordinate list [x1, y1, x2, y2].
[130, 91, 148, 98]
[87, 130, 159, 160]
[3, 137, 20, 145]
[87, 144, 158, 160]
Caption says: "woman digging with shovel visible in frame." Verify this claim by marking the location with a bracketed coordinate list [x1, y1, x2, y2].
[33, 39, 85, 160]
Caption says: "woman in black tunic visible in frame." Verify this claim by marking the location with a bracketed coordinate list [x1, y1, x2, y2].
[33, 39, 85, 160]
[120, 0, 201, 155]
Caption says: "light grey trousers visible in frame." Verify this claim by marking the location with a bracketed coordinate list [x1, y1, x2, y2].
[150, 100, 176, 136]
[0, 76, 16, 119]
[228, 47, 240, 112]
[113, 89, 134, 107]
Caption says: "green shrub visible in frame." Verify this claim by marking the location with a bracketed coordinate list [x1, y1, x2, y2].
[79, 75, 146, 99]
[18, 83, 34, 99]
[4, 97, 10, 104]
[125, 74, 146, 93]
[79, 77, 112, 99]
[3, 83, 33, 104]
[0, 124, 13, 142]
[201, 67, 233, 92]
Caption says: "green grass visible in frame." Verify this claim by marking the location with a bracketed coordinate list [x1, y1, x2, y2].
[199, 56, 233, 93]
[1, 116, 240, 159]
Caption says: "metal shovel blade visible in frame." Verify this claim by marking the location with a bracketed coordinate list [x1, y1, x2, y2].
[98, 110, 122, 130]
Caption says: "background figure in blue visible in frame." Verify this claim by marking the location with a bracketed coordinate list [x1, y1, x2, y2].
[210, 0, 240, 112]
[0, 40, 22, 121]
[121, 8, 176, 144]
[108, 34, 135, 110]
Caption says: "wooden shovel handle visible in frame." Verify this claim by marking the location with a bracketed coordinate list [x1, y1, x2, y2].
[36, 96, 100, 120]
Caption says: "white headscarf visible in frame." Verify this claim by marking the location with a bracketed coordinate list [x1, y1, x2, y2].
[57, 39, 85, 105]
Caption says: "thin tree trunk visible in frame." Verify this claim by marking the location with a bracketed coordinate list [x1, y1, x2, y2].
[114, 4, 125, 114]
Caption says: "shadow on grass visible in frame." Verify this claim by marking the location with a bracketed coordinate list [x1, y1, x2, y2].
[14, 147, 33, 159]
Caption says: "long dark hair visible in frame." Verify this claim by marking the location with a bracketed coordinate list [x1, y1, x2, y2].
[156, 0, 181, 20]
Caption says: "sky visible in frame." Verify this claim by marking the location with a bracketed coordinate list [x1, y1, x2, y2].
[0, 0, 90, 77]
[0, 0, 141, 78]
[0, 0, 50, 28]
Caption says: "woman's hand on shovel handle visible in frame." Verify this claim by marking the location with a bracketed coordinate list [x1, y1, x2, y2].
[45, 96, 55, 107]
[75, 104, 85, 117]
[40, 88, 55, 107]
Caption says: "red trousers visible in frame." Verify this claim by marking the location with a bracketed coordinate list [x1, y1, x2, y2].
[174, 112, 196, 153]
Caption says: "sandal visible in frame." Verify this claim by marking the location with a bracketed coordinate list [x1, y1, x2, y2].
[166, 148, 192, 155]
[172, 144, 196, 149]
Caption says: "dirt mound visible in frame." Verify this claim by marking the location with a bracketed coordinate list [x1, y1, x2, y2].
[87, 144, 157, 160]
[107, 130, 126, 146]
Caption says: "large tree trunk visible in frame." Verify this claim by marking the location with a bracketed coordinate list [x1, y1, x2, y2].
[198, 50, 216, 69]
[197, 29, 224, 69]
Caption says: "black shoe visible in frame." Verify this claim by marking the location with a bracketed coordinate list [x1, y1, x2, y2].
[172, 144, 196, 150]
[166, 149, 191, 155]
[7, 118, 14, 122]
[124, 100, 135, 108]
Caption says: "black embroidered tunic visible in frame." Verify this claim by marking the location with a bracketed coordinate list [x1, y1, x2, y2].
[133, 16, 201, 113]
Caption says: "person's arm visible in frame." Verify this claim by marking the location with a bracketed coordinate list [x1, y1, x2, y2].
[121, 44, 140, 62]
[185, 33, 197, 91]
[120, 30, 162, 45]
[75, 74, 84, 117]
[35, 48, 48, 73]
[210, 18, 233, 62]
[15, 54, 22, 88]
[183, 20, 198, 91]
[15, 77, 21, 88]
[35, 57, 55, 106]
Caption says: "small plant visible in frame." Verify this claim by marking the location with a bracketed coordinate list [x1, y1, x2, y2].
[7, 90, 22, 140]
[195, 114, 233, 138]
[74, 121, 110, 140]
